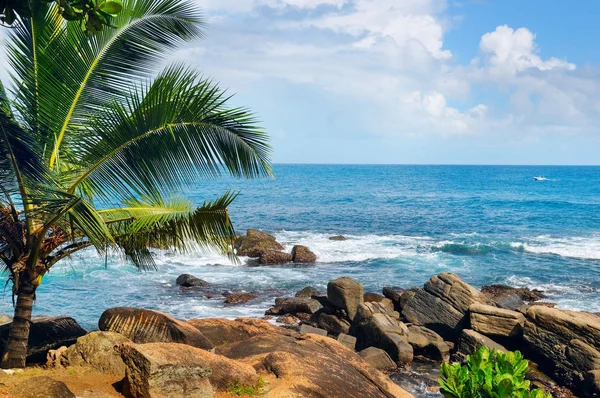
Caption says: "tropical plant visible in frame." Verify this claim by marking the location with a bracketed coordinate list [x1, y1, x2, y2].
[0, 0, 271, 368]
[439, 346, 551, 398]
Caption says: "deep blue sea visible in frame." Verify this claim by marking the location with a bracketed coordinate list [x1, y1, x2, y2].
[3, 165, 600, 330]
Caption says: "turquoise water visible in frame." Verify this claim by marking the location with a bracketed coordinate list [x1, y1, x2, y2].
[3, 165, 600, 329]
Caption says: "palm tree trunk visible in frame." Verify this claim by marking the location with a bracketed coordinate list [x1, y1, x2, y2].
[1, 284, 36, 368]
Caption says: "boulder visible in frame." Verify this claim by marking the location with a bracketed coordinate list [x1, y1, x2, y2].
[455, 329, 506, 361]
[364, 293, 394, 310]
[337, 334, 357, 351]
[382, 287, 405, 308]
[235, 229, 284, 257]
[0, 316, 86, 364]
[359, 347, 397, 371]
[267, 297, 323, 315]
[481, 284, 545, 303]
[188, 318, 276, 347]
[402, 273, 494, 340]
[215, 318, 412, 398]
[327, 277, 364, 322]
[61, 331, 131, 375]
[469, 304, 525, 337]
[11, 376, 75, 398]
[352, 302, 404, 351]
[223, 292, 258, 305]
[291, 245, 317, 263]
[379, 333, 414, 365]
[329, 235, 347, 241]
[295, 286, 320, 298]
[299, 324, 328, 337]
[258, 250, 293, 265]
[46, 346, 68, 368]
[524, 305, 600, 393]
[318, 314, 351, 335]
[277, 314, 300, 325]
[99, 307, 213, 350]
[175, 274, 208, 288]
[407, 325, 444, 351]
[120, 343, 213, 398]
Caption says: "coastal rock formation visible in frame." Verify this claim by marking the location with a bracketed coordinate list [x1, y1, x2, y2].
[291, 245, 317, 263]
[188, 318, 269, 347]
[99, 307, 213, 350]
[258, 250, 293, 265]
[469, 304, 525, 337]
[359, 347, 397, 371]
[0, 316, 86, 364]
[329, 235, 347, 241]
[223, 292, 258, 304]
[60, 331, 131, 375]
[120, 343, 213, 398]
[524, 305, 600, 394]
[266, 297, 323, 315]
[295, 286, 320, 298]
[12, 376, 75, 398]
[455, 329, 507, 361]
[382, 287, 406, 312]
[482, 284, 545, 303]
[328, 277, 364, 321]
[318, 313, 351, 335]
[402, 273, 494, 340]
[235, 229, 284, 257]
[176, 274, 208, 288]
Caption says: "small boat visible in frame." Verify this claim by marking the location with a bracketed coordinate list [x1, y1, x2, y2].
[533, 176, 547, 181]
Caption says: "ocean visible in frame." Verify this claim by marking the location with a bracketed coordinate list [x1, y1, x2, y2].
[3, 164, 600, 330]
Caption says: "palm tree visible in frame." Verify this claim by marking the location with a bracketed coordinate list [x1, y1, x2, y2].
[0, 0, 271, 368]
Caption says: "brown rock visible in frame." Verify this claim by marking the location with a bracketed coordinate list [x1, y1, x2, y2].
[258, 250, 293, 265]
[99, 307, 213, 350]
[407, 325, 444, 351]
[352, 303, 407, 351]
[223, 292, 258, 305]
[380, 332, 414, 365]
[291, 245, 317, 263]
[235, 229, 284, 257]
[359, 347, 397, 371]
[327, 277, 364, 322]
[318, 313, 351, 335]
[12, 376, 75, 398]
[299, 324, 328, 337]
[176, 274, 208, 287]
[188, 318, 279, 347]
[295, 286, 320, 298]
[455, 329, 506, 361]
[46, 346, 68, 368]
[469, 304, 525, 337]
[329, 235, 347, 241]
[277, 314, 300, 325]
[337, 333, 357, 351]
[481, 284, 546, 303]
[62, 331, 131, 376]
[120, 343, 213, 398]
[364, 293, 394, 310]
[267, 297, 323, 315]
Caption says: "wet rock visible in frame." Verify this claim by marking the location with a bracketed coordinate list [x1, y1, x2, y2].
[402, 273, 495, 340]
[266, 297, 323, 315]
[295, 286, 320, 298]
[318, 313, 351, 335]
[61, 331, 131, 376]
[329, 235, 348, 241]
[0, 316, 86, 364]
[360, 347, 397, 371]
[12, 376, 75, 398]
[469, 303, 525, 337]
[120, 343, 213, 398]
[328, 277, 364, 322]
[258, 250, 293, 265]
[291, 245, 317, 263]
[223, 292, 258, 305]
[99, 307, 213, 350]
[337, 333, 357, 351]
[175, 274, 208, 288]
[481, 284, 546, 303]
[235, 229, 284, 257]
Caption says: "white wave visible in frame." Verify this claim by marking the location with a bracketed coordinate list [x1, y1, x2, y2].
[514, 234, 600, 260]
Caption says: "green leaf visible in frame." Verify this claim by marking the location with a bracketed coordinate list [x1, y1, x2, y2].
[98, 1, 122, 14]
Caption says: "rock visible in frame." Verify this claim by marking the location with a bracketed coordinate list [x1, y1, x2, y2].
[295, 286, 320, 298]
[328, 277, 364, 322]
[267, 297, 323, 315]
[455, 329, 506, 361]
[329, 235, 347, 241]
[380, 333, 414, 365]
[223, 292, 258, 305]
[337, 334, 357, 351]
[524, 305, 600, 393]
[188, 318, 275, 347]
[216, 318, 412, 398]
[299, 324, 328, 337]
[469, 303, 525, 337]
[382, 287, 405, 311]
[359, 347, 397, 371]
[402, 273, 494, 340]
[277, 314, 300, 325]
[12, 376, 75, 398]
[481, 284, 546, 303]
[0, 316, 86, 364]
[423, 341, 451, 362]
[364, 293, 394, 310]
[318, 314, 351, 335]
[296, 312, 311, 323]
[120, 343, 213, 398]
[291, 245, 317, 263]
[407, 325, 444, 351]
[62, 331, 131, 376]
[584, 370, 600, 396]
[175, 274, 208, 287]
[235, 229, 284, 257]
[46, 346, 68, 368]
[352, 302, 407, 351]
[258, 250, 293, 265]
[99, 307, 213, 350]
[0, 315, 11, 325]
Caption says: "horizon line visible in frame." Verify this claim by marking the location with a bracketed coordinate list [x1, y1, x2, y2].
[272, 162, 600, 167]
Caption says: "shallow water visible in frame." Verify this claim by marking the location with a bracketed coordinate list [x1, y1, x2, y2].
[1, 165, 599, 330]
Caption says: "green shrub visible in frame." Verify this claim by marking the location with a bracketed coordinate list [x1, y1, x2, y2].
[226, 377, 266, 396]
[439, 346, 551, 398]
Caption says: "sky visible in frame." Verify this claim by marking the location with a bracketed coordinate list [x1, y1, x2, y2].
[3, 0, 600, 164]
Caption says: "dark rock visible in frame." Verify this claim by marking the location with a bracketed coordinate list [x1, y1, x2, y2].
[258, 250, 293, 265]
[329, 235, 348, 241]
[318, 314, 351, 335]
[328, 277, 364, 322]
[235, 229, 284, 257]
[0, 316, 86, 364]
[277, 314, 300, 325]
[12, 376, 75, 398]
[61, 331, 131, 376]
[299, 324, 328, 337]
[223, 292, 258, 305]
[359, 347, 397, 371]
[337, 333, 357, 351]
[291, 245, 317, 263]
[382, 287, 406, 312]
[295, 286, 320, 298]
[296, 312, 312, 322]
[267, 298, 323, 315]
[352, 302, 404, 351]
[407, 325, 449, 361]
[99, 307, 213, 350]
[175, 274, 208, 288]
[481, 284, 546, 303]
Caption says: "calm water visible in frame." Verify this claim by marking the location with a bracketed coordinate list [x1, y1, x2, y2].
[3, 165, 600, 329]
